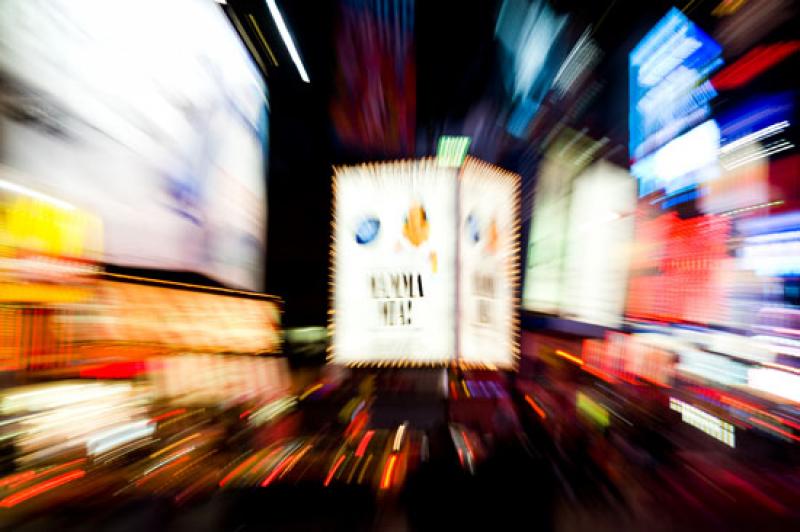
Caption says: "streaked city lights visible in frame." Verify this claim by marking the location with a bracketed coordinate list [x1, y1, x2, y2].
[0, 0, 798, 529]
[265, 0, 309, 82]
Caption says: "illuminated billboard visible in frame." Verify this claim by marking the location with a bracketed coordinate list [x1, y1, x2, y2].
[522, 158, 636, 328]
[561, 161, 636, 327]
[331, 158, 520, 367]
[0, 0, 267, 291]
[332, 160, 458, 364]
[629, 7, 722, 163]
[458, 159, 520, 369]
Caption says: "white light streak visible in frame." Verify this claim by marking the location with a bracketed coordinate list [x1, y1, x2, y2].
[0, 178, 75, 211]
[393, 422, 408, 452]
[720, 120, 789, 154]
[722, 140, 795, 170]
[265, 0, 309, 83]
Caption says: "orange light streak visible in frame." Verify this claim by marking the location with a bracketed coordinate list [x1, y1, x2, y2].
[524, 394, 547, 420]
[0, 470, 86, 508]
[555, 349, 584, 365]
[380, 454, 398, 490]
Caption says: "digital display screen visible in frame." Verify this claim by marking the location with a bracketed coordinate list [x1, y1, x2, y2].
[0, 0, 267, 291]
[629, 7, 722, 162]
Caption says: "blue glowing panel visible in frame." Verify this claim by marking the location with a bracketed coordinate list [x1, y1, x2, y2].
[717, 92, 795, 144]
[629, 8, 722, 161]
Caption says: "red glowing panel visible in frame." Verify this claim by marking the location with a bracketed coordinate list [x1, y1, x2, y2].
[712, 42, 800, 90]
[626, 213, 730, 325]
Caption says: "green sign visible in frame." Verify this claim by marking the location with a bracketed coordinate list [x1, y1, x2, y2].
[436, 136, 471, 167]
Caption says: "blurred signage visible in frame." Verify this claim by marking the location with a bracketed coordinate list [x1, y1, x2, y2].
[458, 159, 519, 368]
[582, 332, 676, 387]
[0, 177, 101, 303]
[437, 136, 471, 167]
[84, 281, 282, 354]
[0, 0, 267, 290]
[332, 160, 458, 364]
[626, 212, 731, 325]
[576, 391, 610, 428]
[561, 161, 636, 327]
[677, 349, 749, 385]
[147, 354, 290, 404]
[629, 8, 722, 162]
[747, 367, 800, 403]
[0, 185, 101, 261]
[331, 158, 520, 367]
[632, 120, 721, 198]
[670, 397, 735, 447]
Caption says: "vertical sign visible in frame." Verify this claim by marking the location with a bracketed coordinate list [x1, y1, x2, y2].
[458, 159, 519, 368]
[332, 160, 457, 364]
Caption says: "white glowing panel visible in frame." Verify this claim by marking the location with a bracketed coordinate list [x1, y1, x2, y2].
[458, 160, 519, 368]
[748, 367, 800, 403]
[522, 158, 572, 313]
[670, 397, 735, 447]
[332, 161, 457, 364]
[561, 161, 636, 327]
[633, 120, 721, 197]
[0, 0, 267, 290]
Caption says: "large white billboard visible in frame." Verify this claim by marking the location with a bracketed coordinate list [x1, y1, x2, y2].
[561, 161, 636, 327]
[332, 161, 458, 364]
[458, 160, 519, 368]
[0, 0, 267, 291]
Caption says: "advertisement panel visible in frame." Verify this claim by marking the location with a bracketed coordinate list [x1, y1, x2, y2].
[629, 7, 722, 163]
[458, 159, 519, 368]
[561, 161, 636, 327]
[332, 160, 457, 364]
[0, 0, 267, 290]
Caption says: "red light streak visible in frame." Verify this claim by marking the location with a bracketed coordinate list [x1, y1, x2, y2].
[151, 408, 187, 423]
[261, 455, 293, 487]
[582, 364, 615, 383]
[0, 471, 36, 488]
[239, 409, 253, 419]
[219, 453, 261, 487]
[749, 416, 800, 443]
[80, 361, 146, 379]
[380, 454, 398, 490]
[712, 42, 800, 90]
[0, 458, 86, 489]
[324, 454, 347, 487]
[355, 430, 375, 457]
[0, 470, 86, 508]
[524, 394, 547, 420]
[460, 431, 474, 459]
